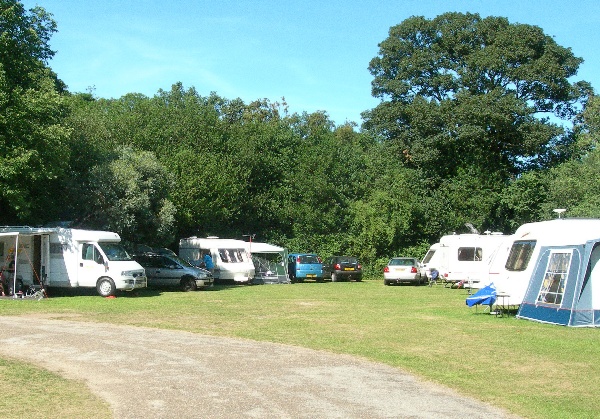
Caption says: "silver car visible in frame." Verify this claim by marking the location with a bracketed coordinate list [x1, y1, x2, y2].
[383, 257, 424, 285]
[134, 253, 213, 291]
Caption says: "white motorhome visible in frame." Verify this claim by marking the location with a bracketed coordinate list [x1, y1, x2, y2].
[484, 218, 600, 307]
[0, 227, 147, 297]
[179, 237, 255, 284]
[423, 232, 507, 287]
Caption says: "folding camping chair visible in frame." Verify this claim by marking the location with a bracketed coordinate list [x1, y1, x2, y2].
[466, 283, 497, 314]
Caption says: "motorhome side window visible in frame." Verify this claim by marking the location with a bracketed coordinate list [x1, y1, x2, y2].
[82, 243, 103, 264]
[505, 240, 536, 271]
[218, 248, 245, 263]
[457, 247, 482, 261]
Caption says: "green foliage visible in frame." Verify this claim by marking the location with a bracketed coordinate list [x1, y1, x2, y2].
[83, 146, 176, 246]
[0, 2, 70, 223]
[364, 12, 590, 183]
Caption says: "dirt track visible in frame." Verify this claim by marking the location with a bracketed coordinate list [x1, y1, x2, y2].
[0, 317, 517, 418]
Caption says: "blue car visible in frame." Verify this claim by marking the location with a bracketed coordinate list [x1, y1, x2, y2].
[287, 253, 324, 283]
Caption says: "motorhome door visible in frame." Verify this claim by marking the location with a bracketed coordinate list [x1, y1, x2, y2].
[78, 242, 107, 287]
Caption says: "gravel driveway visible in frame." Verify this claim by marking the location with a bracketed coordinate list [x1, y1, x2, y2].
[0, 316, 517, 418]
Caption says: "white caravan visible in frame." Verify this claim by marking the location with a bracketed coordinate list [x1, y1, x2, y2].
[179, 237, 255, 283]
[423, 232, 507, 287]
[420, 242, 440, 278]
[485, 218, 600, 307]
[0, 227, 147, 297]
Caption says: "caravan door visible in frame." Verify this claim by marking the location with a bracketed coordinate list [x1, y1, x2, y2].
[40, 234, 49, 285]
[77, 242, 106, 287]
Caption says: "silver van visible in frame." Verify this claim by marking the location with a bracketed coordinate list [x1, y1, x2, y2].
[133, 253, 213, 291]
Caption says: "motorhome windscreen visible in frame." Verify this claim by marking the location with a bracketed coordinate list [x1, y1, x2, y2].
[218, 248, 246, 263]
[98, 243, 133, 261]
[457, 247, 482, 261]
[536, 250, 571, 305]
[505, 240, 536, 271]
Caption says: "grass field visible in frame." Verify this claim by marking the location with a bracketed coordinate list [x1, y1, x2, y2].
[1, 280, 599, 418]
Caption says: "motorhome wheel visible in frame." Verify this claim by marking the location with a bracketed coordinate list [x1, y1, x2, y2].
[97, 277, 116, 297]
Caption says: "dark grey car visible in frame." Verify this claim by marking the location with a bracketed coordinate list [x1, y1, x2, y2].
[322, 256, 363, 282]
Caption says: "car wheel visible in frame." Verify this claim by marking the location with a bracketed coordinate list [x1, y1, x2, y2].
[96, 277, 116, 297]
[331, 272, 337, 282]
[384, 279, 390, 286]
[181, 277, 196, 292]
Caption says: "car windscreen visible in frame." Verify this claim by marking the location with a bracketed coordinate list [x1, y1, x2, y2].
[166, 255, 195, 267]
[338, 257, 357, 264]
[389, 258, 415, 266]
[299, 255, 320, 264]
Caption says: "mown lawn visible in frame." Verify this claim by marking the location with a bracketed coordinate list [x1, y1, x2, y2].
[1, 280, 598, 418]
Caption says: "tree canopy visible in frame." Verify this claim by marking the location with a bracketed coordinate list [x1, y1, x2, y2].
[2, 6, 600, 271]
[363, 12, 592, 183]
[0, 0, 70, 224]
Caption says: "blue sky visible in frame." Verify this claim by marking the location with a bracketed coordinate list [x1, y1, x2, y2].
[22, 0, 600, 126]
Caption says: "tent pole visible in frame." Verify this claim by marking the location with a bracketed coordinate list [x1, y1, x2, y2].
[13, 234, 19, 298]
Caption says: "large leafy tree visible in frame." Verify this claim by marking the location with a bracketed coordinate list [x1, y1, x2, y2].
[363, 12, 591, 183]
[0, 0, 70, 223]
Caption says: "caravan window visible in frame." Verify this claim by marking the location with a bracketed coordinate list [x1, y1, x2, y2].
[505, 240, 536, 271]
[218, 248, 246, 263]
[457, 247, 482, 261]
[422, 249, 436, 264]
[536, 251, 572, 305]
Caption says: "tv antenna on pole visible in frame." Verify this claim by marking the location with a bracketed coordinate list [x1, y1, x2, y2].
[242, 234, 255, 252]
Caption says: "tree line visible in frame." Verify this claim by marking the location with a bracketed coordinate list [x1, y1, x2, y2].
[1, 2, 598, 272]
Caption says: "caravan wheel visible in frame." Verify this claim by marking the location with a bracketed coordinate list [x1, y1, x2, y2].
[97, 277, 116, 297]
